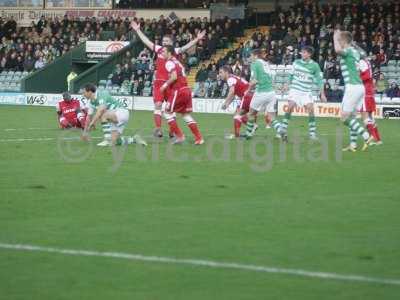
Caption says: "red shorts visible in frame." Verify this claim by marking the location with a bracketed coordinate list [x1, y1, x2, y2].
[361, 95, 376, 113]
[237, 91, 253, 113]
[166, 87, 193, 114]
[153, 80, 168, 104]
[59, 117, 83, 129]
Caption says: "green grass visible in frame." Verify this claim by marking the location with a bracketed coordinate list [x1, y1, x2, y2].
[0, 105, 399, 300]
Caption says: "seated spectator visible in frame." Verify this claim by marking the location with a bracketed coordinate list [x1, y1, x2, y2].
[23, 54, 35, 72]
[196, 82, 207, 98]
[34, 56, 45, 70]
[111, 69, 123, 86]
[375, 73, 388, 94]
[121, 63, 133, 81]
[5, 52, 18, 70]
[386, 82, 400, 98]
[327, 84, 344, 102]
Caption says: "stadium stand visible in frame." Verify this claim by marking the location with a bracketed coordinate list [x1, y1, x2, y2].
[193, 0, 400, 101]
[1, 0, 399, 101]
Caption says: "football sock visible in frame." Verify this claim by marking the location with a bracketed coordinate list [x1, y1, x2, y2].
[101, 122, 112, 141]
[281, 112, 291, 134]
[271, 119, 282, 134]
[308, 115, 317, 137]
[344, 117, 369, 142]
[153, 110, 162, 128]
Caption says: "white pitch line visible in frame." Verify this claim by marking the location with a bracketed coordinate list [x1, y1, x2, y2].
[0, 243, 399, 286]
[0, 136, 103, 142]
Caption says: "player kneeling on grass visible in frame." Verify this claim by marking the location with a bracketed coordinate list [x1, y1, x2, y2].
[245, 49, 285, 140]
[161, 46, 204, 145]
[281, 46, 326, 141]
[57, 92, 87, 129]
[333, 30, 374, 152]
[81, 83, 147, 147]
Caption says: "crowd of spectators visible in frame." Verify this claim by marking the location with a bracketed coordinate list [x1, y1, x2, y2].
[0, 14, 137, 74]
[0, 12, 243, 96]
[195, 0, 400, 100]
[116, 0, 246, 9]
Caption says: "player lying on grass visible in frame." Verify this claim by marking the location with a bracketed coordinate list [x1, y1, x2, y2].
[130, 20, 206, 138]
[281, 46, 326, 141]
[244, 49, 286, 140]
[57, 92, 87, 129]
[219, 65, 255, 139]
[161, 45, 204, 145]
[334, 30, 374, 152]
[81, 83, 147, 147]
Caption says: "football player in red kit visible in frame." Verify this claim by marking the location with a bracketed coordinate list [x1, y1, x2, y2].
[219, 65, 255, 139]
[161, 45, 203, 145]
[57, 92, 87, 129]
[359, 58, 382, 145]
[130, 20, 206, 138]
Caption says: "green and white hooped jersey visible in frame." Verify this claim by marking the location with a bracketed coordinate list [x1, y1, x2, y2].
[250, 58, 275, 93]
[339, 46, 363, 85]
[289, 59, 323, 93]
[88, 90, 124, 115]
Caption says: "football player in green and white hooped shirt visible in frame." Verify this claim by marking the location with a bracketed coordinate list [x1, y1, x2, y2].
[333, 30, 373, 151]
[281, 46, 326, 141]
[245, 49, 285, 139]
[82, 83, 147, 147]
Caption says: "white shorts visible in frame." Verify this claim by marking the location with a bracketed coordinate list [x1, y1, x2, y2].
[250, 91, 277, 113]
[288, 89, 314, 107]
[110, 108, 129, 134]
[341, 84, 365, 114]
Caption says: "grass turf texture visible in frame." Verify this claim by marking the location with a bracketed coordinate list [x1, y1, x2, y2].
[0, 105, 399, 300]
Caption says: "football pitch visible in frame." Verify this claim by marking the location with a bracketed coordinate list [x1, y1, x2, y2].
[0, 105, 399, 300]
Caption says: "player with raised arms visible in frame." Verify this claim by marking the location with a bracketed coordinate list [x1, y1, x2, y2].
[161, 45, 204, 145]
[244, 49, 285, 140]
[334, 30, 374, 151]
[220, 65, 254, 139]
[281, 46, 326, 141]
[130, 20, 206, 138]
[81, 83, 147, 147]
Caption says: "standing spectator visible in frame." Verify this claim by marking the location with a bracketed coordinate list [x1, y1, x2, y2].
[282, 46, 295, 65]
[376, 48, 387, 66]
[194, 64, 208, 97]
[375, 73, 388, 94]
[4, 17, 17, 38]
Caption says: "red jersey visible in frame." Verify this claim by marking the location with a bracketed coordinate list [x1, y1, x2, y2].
[154, 45, 181, 82]
[227, 75, 249, 98]
[165, 57, 188, 90]
[57, 99, 82, 120]
[359, 59, 375, 97]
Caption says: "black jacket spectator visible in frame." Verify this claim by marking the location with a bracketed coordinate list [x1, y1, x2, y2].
[387, 83, 400, 98]
[196, 65, 208, 82]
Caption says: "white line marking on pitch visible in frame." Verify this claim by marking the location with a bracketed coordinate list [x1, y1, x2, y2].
[0, 243, 399, 286]
[0, 136, 103, 142]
